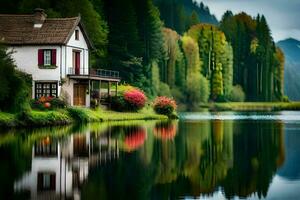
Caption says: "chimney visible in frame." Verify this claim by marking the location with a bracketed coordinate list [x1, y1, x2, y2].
[33, 8, 47, 28]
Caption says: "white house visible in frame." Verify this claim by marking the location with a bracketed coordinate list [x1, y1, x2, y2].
[0, 8, 120, 107]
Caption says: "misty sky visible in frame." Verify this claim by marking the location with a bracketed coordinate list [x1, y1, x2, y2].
[197, 0, 300, 42]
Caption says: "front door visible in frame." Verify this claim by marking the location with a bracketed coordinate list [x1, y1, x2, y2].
[73, 84, 86, 106]
[73, 51, 80, 75]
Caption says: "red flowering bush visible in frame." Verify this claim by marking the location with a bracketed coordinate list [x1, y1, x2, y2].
[153, 96, 177, 116]
[112, 87, 147, 112]
[123, 88, 147, 110]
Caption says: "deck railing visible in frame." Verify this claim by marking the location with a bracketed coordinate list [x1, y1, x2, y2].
[68, 68, 120, 79]
[90, 69, 120, 79]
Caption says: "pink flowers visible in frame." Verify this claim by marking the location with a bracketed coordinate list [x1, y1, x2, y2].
[153, 96, 177, 115]
[123, 88, 147, 111]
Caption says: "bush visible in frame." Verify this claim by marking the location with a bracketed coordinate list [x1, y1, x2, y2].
[112, 87, 147, 112]
[30, 96, 67, 110]
[67, 107, 90, 122]
[153, 96, 177, 116]
[111, 96, 127, 111]
[123, 88, 147, 111]
[228, 85, 246, 102]
[0, 46, 32, 113]
[282, 95, 289, 102]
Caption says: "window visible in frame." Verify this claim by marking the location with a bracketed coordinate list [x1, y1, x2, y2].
[75, 29, 79, 40]
[38, 49, 56, 66]
[37, 173, 56, 191]
[43, 50, 51, 66]
[35, 82, 58, 99]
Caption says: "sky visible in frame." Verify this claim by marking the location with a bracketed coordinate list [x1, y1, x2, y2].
[197, 0, 300, 42]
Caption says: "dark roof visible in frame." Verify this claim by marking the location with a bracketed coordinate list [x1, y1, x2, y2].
[0, 14, 93, 48]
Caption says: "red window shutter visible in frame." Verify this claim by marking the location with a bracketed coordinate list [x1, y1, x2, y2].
[51, 49, 57, 66]
[38, 49, 43, 66]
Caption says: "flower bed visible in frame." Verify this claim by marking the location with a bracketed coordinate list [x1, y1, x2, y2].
[30, 96, 67, 110]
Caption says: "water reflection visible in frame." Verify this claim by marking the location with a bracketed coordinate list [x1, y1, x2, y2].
[0, 114, 299, 199]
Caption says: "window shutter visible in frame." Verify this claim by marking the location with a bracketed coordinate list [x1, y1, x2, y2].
[51, 49, 57, 66]
[38, 49, 43, 66]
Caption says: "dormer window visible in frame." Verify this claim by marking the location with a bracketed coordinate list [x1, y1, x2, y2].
[75, 30, 79, 40]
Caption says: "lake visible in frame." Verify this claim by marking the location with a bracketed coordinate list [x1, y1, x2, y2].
[1, 111, 300, 200]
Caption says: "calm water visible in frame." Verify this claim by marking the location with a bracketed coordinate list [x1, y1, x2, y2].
[1, 111, 300, 200]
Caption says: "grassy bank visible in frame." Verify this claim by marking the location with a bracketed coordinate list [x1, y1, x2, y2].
[202, 102, 300, 111]
[0, 107, 168, 128]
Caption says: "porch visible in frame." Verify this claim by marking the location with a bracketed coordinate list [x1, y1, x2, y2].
[67, 68, 121, 107]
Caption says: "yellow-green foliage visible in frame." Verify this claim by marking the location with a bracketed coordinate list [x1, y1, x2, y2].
[187, 24, 233, 99]
[182, 35, 202, 104]
[0, 112, 16, 127]
[117, 84, 135, 94]
[212, 63, 224, 100]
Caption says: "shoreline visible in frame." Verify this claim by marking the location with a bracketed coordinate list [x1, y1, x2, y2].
[0, 107, 169, 128]
[201, 102, 300, 112]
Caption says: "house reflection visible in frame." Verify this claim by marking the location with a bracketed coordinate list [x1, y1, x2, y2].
[14, 130, 119, 199]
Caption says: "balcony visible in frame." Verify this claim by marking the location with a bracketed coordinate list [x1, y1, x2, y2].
[67, 68, 120, 82]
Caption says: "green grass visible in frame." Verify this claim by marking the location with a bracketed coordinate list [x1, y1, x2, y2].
[67, 106, 168, 122]
[0, 106, 169, 127]
[0, 112, 16, 127]
[19, 110, 73, 126]
[203, 102, 300, 111]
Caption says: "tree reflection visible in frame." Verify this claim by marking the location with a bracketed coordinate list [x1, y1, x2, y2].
[0, 119, 285, 199]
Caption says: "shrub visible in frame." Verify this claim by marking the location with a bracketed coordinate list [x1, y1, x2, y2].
[67, 107, 90, 122]
[123, 88, 147, 111]
[30, 96, 67, 110]
[0, 46, 32, 113]
[111, 96, 127, 111]
[153, 96, 177, 116]
[228, 85, 246, 102]
[112, 87, 147, 112]
[282, 95, 289, 102]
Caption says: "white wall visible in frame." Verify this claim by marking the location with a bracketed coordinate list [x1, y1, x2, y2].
[10, 45, 62, 81]
[64, 26, 89, 77]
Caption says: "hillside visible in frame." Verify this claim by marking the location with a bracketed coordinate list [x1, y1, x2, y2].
[154, 0, 218, 34]
[277, 38, 300, 100]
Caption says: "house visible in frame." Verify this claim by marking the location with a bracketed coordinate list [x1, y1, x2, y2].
[0, 8, 120, 107]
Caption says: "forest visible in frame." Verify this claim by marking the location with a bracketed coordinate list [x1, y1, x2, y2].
[0, 0, 285, 108]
